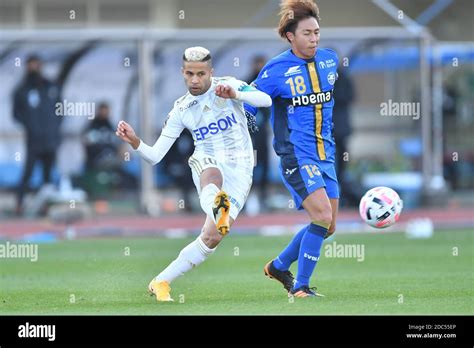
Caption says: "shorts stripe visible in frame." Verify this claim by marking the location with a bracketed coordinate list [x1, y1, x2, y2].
[189, 157, 203, 175]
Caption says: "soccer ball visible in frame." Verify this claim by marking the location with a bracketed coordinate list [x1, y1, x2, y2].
[359, 187, 403, 228]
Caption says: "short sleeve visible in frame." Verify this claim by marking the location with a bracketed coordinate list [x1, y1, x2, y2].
[251, 64, 278, 98]
[160, 106, 184, 139]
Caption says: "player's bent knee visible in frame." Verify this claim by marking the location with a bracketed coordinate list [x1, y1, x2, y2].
[200, 168, 223, 189]
[304, 193, 332, 227]
[210, 176, 223, 188]
[201, 230, 223, 249]
[310, 210, 333, 228]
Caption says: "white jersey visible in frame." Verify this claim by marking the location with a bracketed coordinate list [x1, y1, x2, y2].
[161, 77, 254, 172]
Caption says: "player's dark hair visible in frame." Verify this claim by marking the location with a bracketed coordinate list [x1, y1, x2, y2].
[26, 54, 41, 64]
[278, 0, 320, 42]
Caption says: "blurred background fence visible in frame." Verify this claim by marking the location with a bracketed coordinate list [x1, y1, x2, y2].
[0, 0, 473, 222]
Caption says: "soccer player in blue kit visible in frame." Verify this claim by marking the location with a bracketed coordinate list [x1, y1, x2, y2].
[246, 0, 339, 297]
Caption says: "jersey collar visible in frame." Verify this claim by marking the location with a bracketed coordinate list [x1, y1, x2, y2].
[289, 48, 317, 63]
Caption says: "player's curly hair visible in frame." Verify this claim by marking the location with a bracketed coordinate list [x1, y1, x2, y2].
[278, 0, 320, 42]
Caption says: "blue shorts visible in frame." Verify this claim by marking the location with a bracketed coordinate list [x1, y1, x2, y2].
[279, 155, 339, 210]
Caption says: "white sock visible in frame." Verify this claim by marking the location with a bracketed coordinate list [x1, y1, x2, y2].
[155, 236, 216, 283]
[200, 183, 220, 224]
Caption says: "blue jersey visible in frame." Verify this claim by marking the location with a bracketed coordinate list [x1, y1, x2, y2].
[248, 48, 338, 164]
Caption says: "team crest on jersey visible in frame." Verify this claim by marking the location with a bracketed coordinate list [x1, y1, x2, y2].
[327, 72, 336, 85]
[261, 70, 269, 79]
[284, 65, 302, 77]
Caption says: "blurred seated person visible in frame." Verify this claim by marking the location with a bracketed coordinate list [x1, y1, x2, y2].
[81, 102, 136, 196]
[83, 102, 119, 170]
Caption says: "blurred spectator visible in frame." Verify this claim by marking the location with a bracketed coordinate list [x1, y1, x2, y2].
[83, 102, 118, 170]
[332, 64, 359, 206]
[12, 55, 62, 215]
[80, 103, 136, 197]
[246, 55, 271, 211]
[12, 44, 97, 216]
[442, 83, 460, 190]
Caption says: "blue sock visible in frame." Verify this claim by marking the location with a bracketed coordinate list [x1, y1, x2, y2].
[294, 223, 327, 289]
[273, 225, 308, 271]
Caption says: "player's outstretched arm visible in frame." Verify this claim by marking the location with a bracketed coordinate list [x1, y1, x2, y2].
[115, 120, 176, 165]
[215, 81, 272, 108]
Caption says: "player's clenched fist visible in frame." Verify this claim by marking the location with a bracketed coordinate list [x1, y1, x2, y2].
[116, 120, 140, 149]
[215, 84, 237, 99]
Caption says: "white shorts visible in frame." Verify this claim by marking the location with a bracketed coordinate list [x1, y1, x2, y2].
[188, 152, 253, 220]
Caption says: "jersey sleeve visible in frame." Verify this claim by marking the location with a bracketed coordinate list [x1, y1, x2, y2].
[134, 134, 177, 165]
[251, 63, 278, 98]
[160, 104, 184, 139]
[226, 78, 257, 93]
[224, 78, 271, 107]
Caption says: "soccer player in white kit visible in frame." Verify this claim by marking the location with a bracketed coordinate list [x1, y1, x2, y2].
[116, 47, 272, 301]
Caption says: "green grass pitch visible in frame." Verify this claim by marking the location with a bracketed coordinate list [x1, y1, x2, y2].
[1, 229, 472, 315]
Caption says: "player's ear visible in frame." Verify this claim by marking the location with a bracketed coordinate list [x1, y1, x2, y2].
[210, 68, 214, 77]
[286, 32, 294, 43]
